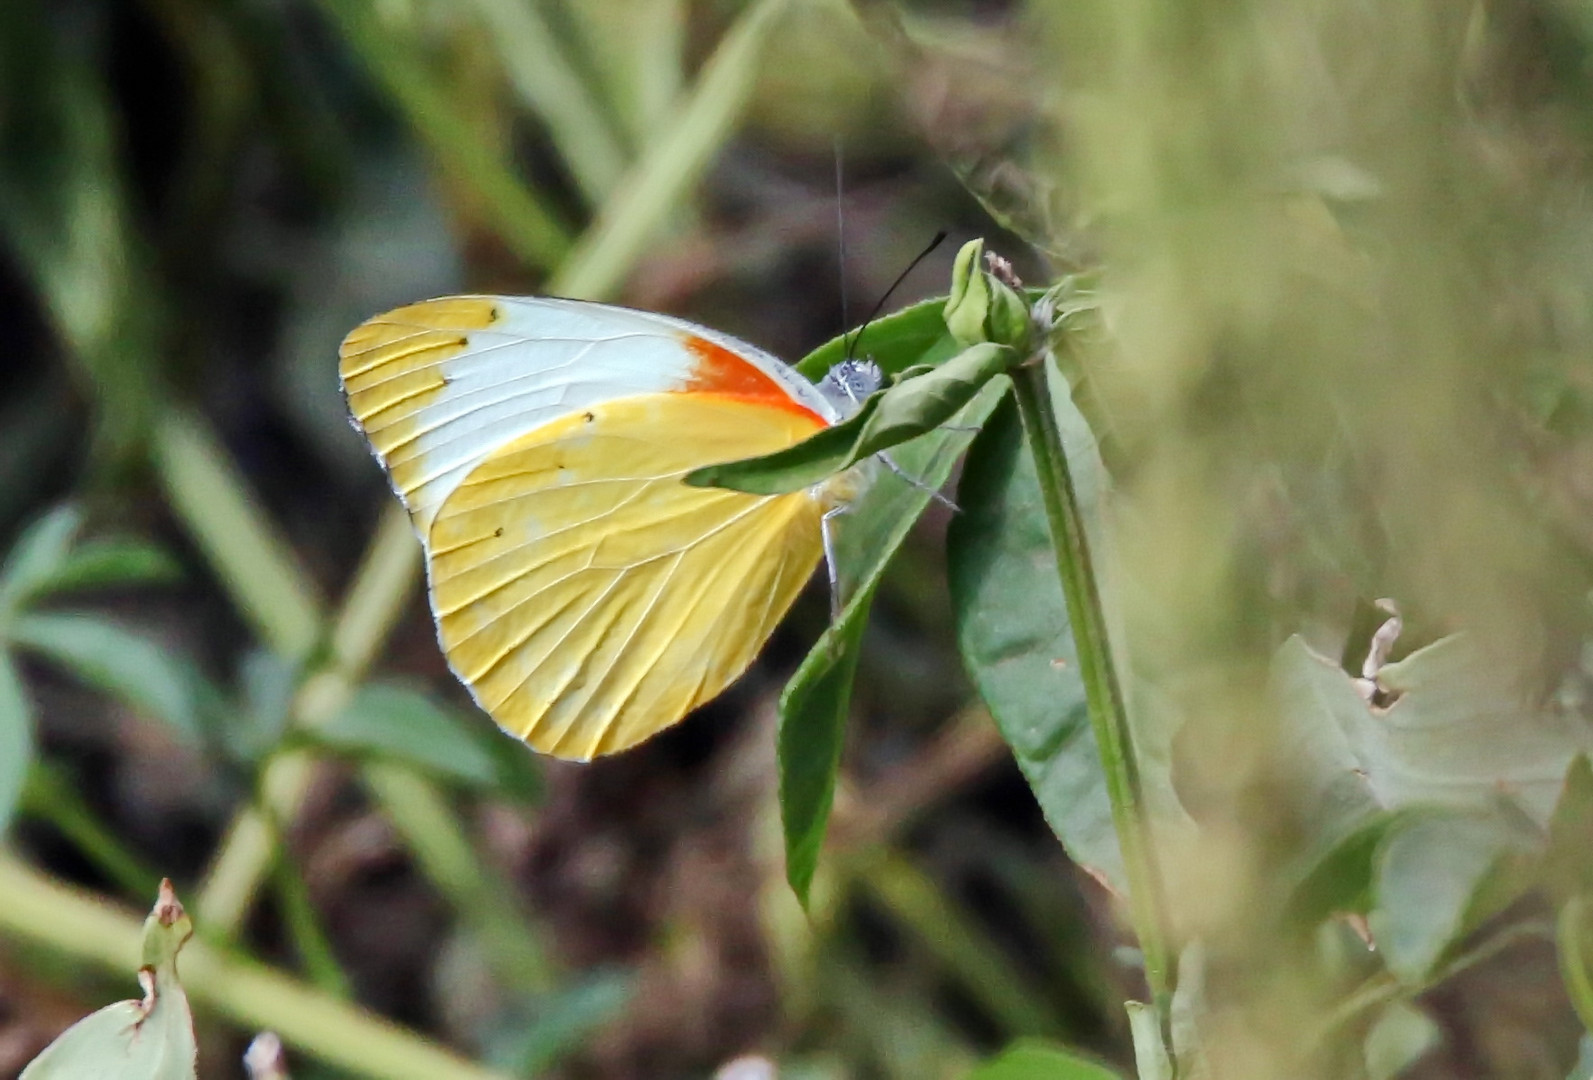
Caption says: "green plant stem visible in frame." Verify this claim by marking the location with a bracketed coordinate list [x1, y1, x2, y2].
[152, 411, 324, 662]
[263, 801, 355, 1000]
[1312, 918, 1553, 1049]
[1560, 898, 1593, 1034]
[21, 763, 163, 899]
[191, 505, 553, 999]
[0, 856, 512, 1080]
[854, 849, 1058, 1037]
[313, 0, 571, 271]
[195, 505, 419, 934]
[548, 0, 791, 301]
[1009, 360, 1175, 1029]
[362, 762, 557, 995]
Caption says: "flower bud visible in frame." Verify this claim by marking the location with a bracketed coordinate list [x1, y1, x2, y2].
[943, 238, 1034, 353]
[944, 238, 992, 348]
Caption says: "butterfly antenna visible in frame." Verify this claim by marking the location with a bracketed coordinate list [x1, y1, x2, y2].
[835, 136, 850, 337]
[847, 230, 948, 363]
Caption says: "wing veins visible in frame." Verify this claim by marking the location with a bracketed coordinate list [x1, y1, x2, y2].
[447, 494, 778, 693]
[455, 559, 613, 688]
[434, 485, 754, 620]
[581, 509, 801, 758]
[542, 549, 690, 756]
[487, 556, 642, 727]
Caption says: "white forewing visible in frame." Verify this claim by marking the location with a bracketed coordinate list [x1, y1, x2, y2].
[338, 296, 837, 535]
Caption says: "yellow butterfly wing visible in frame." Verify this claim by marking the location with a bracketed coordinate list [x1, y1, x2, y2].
[428, 391, 826, 760]
[341, 295, 845, 760]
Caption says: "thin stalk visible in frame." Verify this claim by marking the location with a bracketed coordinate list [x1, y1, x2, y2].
[195, 505, 419, 933]
[0, 856, 512, 1080]
[313, 0, 571, 271]
[1311, 918, 1553, 1051]
[21, 763, 163, 899]
[548, 0, 791, 300]
[467, 0, 629, 204]
[1009, 359, 1176, 1031]
[1560, 898, 1593, 1035]
[263, 802, 354, 1000]
[152, 411, 324, 662]
[362, 762, 557, 995]
[854, 848, 1059, 1037]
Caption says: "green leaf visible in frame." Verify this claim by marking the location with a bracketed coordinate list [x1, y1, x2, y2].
[1369, 810, 1533, 983]
[314, 683, 501, 788]
[1270, 635, 1592, 844]
[946, 383, 1123, 887]
[1559, 894, 1593, 1036]
[229, 649, 301, 763]
[779, 583, 873, 906]
[9, 613, 204, 742]
[479, 725, 545, 804]
[38, 540, 181, 595]
[778, 379, 1008, 905]
[1275, 632, 1593, 955]
[1170, 942, 1209, 1077]
[962, 1039, 1123, 1080]
[0, 506, 82, 613]
[0, 16, 161, 463]
[20, 881, 197, 1080]
[1284, 811, 1402, 928]
[0, 651, 34, 836]
[686, 344, 1013, 496]
[0, 507, 176, 612]
[1363, 1002, 1440, 1080]
[795, 297, 965, 382]
[1546, 754, 1593, 903]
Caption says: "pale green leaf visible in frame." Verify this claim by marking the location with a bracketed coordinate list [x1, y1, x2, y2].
[9, 613, 203, 742]
[21, 883, 196, 1080]
[39, 540, 181, 595]
[1363, 1002, 1440, 1080]
[0, 506, 81, 612]
[1126, 1001, 1172, 1080]
[1568, 1034, 1593, 1080]
[1271, 634, 1592, 841]
[1369, 811, 1533, 983]
[315, 683, 500, 787]
[0, 651, 34, 835]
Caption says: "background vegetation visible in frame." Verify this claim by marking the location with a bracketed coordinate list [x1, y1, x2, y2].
[4, 0, 1593, 1079]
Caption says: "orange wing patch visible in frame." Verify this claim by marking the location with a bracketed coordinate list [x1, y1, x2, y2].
[679, 334, 824, 423]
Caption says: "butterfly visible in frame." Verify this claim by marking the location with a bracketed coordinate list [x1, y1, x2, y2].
[339, 295, 881, 761]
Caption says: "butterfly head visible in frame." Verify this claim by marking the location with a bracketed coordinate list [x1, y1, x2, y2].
[818, 357, 883, 419]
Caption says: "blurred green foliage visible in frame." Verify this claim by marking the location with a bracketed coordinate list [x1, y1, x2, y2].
[6, 0, 1593, 1078]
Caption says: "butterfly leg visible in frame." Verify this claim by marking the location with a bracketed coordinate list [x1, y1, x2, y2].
[876, 452, 961, 513]
[821, 504, 850, 620]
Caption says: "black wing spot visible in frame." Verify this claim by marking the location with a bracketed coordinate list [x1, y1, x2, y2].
[493, 527, 504, 538]
[583, 411, 595, 423]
